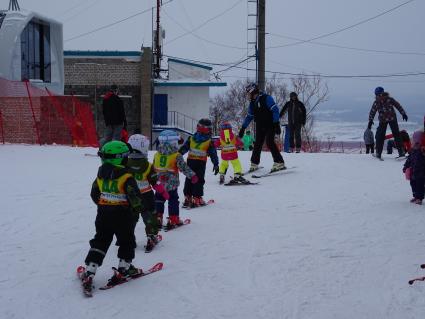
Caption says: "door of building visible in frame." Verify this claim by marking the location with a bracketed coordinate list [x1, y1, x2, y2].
[153, 94, 168, 125]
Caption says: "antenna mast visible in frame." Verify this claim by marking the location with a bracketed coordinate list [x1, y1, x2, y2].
[9, 0, 20, 11]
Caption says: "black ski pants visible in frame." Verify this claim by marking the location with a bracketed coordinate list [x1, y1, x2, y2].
[184, 159, 207, 197]
[366, 143, 375, 154]
[288, 124, 302, 149]
[251, 125, 284, 165]
[375, 120, 404, 157]
[410, 178, 425, 200]
[85, 207, 136, 266]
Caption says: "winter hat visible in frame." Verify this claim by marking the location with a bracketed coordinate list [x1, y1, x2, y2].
[289, 92, 298, 98]
[374, 86, 384, 95]
[412, 130, 424, 145]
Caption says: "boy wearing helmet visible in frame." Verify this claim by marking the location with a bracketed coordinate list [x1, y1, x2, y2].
[214, 121, 244, 184]
[80, 141, 154, 295]
[126, 134, 167, 252]
[368, 86, 408, 159]
[179, 118, 219, 207]
[154, 130, 198, 230]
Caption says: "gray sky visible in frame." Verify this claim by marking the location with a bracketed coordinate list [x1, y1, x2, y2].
[2, 0, 425, 119]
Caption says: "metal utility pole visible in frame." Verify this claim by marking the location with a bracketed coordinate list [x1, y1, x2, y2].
[154, 0, 162, 79]
[8, 0, 20, 11]
[257, 0, 265, 91]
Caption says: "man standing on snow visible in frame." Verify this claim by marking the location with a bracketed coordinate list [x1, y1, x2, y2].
[368, 86, 408, 159]
[238, 83, 286, 173]
[100, 84, 127, 147]
[279, 92, 306, 153]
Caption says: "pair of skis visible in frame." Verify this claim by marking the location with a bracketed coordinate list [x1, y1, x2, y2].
[408, 264, 425, 285]
[249, 166, 296, 178]
[77, 262, 164, 297]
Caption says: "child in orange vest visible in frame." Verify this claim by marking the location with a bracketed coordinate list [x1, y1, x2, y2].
[179, 118, 219, 207]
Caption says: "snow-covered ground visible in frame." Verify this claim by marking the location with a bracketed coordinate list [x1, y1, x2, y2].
[1, 145, 425, 319]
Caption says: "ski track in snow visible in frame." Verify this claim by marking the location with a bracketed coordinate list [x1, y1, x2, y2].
[1, 145, 425, 318]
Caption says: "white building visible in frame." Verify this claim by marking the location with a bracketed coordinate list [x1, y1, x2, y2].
[0, 9, 64, 94]
[153, 58, 226, 136]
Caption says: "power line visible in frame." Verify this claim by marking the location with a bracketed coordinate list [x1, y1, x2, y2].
[163, 54, 251, 67]
[267, 0, 416, 49]
[164, 0, 245, 48]
[163, 9, 245, 50]
[65, 0, 174, 43]
[268, 33, 425, 56]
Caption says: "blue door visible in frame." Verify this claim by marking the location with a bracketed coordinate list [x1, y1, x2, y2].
[153, 94, 168, 125]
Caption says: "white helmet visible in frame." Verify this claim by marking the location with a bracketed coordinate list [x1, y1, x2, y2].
[128, 134, 149, 158]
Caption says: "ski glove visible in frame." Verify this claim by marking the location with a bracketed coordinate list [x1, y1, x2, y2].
[274, 122, 281, 135]
[153, 183, 169, 200]
[238, 127, 245, 139]
[402, 114, 408, 121]
[213, 165, 219, 175]
[191, 175, 199, 184]
[367, 120, 374, 130]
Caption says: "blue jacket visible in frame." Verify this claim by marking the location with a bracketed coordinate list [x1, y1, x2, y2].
[242, 92, 280, 129]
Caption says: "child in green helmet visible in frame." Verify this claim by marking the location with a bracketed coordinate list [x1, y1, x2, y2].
[79, 140, 156, 296]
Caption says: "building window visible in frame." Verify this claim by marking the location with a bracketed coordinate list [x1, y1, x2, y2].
[21, 19, 51, 82]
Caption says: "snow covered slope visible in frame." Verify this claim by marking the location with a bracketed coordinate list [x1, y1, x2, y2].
[1, 145, 425, 319]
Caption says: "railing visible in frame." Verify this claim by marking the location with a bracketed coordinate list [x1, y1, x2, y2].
[153, 110, 198, 134]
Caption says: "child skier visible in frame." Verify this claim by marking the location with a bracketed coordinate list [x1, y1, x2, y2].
[179, 118, 219, 207]
[403, 130, 425, 205]
[126, 134, 166, 252]
[153, 130, 198, 230]
[80, 141, 156, 294]
[363, 127, 375, 154]
[214, 121, 244, 184]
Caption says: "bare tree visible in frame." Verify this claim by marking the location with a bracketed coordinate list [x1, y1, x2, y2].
[210, 75, 329, 152]
[291, 74, 329, 152]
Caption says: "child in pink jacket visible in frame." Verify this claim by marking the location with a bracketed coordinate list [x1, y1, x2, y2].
[214, 121, 244, 184]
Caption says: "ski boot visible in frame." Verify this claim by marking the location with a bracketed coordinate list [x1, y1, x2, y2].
[295, 148, 301, 153]
[270, 162, 286, 173]
[80, 262, 97, 296]
[145, 234, 159, 253]
[192, 196, 207, 207]
[414, 199, 423, 205]
[410, 198, 417, 203]
[165, 215, 183, 231]
[182, 195, 192, 208]
[219, 174, 225, 185]
[248, 163, 260, 173]
[106, 260, 141, 287]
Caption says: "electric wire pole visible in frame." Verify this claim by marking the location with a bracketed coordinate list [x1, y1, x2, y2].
[257, 0, 265, 91]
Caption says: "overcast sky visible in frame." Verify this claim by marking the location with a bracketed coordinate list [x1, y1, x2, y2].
[2, 0, 425, 116]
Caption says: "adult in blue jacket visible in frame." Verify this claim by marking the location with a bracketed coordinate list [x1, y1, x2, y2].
[238, 83, 286, 173]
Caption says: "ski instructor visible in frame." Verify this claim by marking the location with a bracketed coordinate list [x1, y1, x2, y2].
[368, 86, 408, 159]
[238, 83, 286, 173]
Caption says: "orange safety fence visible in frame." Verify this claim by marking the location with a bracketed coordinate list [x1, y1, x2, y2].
[0, 78, 98, 147]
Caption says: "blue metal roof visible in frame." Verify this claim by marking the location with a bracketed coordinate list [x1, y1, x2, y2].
[168, 58, 213, 71]
[154, 81, 227, 87]
[64, 50, 141, 57]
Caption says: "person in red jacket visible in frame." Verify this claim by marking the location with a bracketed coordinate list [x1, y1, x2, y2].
[214, 121, 244, 184]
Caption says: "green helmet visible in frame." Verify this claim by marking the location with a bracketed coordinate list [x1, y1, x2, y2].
[99, 141, 130, 166]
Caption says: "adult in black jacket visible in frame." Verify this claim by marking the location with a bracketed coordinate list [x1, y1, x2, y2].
[100, 84, 127, 147]
[279, 92, 306, 152]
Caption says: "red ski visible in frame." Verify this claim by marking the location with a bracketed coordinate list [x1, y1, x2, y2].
[99, 262, 163, 290]
[183, 199, 215, 210]
[164, 218, 191, 232]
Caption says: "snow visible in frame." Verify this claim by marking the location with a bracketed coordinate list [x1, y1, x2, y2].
[1, 144, 425, 319]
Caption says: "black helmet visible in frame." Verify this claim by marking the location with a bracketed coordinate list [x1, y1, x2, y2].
[245, 83, 258, 94]
[197, 118, 212, 134]
[289, 92, 298, 98]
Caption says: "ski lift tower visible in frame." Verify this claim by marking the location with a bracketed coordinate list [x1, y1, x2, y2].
[246, 0, 257, 81]
[8, 0, 20, 11]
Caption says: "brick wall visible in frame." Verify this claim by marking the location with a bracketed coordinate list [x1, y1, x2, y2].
[64, 51, 153, 140]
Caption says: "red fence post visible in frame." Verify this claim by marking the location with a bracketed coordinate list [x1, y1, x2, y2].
[24, 80, 41, 145]
[0, 110, 4, 144]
